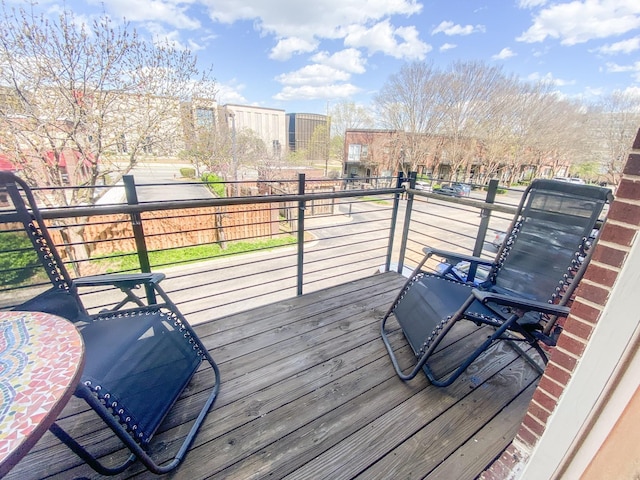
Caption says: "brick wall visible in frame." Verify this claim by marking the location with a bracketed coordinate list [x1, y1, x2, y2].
[481, 127, 640, 479]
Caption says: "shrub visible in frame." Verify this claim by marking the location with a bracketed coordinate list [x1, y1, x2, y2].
[180, 167, 196, 178]
[201, 173, 226, 197]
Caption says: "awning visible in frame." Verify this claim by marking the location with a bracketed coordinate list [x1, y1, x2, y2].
[44, 150, 93, 168]
[0, 154, 17, 171]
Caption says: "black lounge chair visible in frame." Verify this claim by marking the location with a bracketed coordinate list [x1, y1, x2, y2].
[381, 179, 613, 387]
[0, 171, 220, 475]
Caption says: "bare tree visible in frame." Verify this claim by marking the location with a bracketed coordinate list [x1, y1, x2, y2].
[586, 91, 640, 185]
[0, 3, 215, 205]
[374, 62, 446, 175]
[436, 61, 515, 182]
[0, 3, 215, 272]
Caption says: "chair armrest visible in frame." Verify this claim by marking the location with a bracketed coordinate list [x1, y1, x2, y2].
[73, 272, 165, 289]
[423, 247, 494, 267]
[472, 290, 571, 317]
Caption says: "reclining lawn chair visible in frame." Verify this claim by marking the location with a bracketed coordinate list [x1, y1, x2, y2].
[0, 171, 220, 475]
[381, 179, 612, 387]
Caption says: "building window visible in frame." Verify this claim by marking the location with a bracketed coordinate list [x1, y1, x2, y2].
[195, 108, 215, 127]
[348, 144, 361, 162]
[272, 140, 281, 157]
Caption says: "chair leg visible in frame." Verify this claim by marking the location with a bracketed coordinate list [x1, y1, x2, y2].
[49, 422, 137, 476]
[381, 292, 478, 383]
[426, 312, 523, 387]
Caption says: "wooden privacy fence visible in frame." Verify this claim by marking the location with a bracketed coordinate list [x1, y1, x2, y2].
[89, 204, 278, 256]
[42, 204, 280, 258]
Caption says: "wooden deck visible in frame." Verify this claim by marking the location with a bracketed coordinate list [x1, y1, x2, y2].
[6, 272, 541, 479]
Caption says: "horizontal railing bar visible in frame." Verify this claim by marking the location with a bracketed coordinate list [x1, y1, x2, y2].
[409, 189, 517, 215]
[34, 188, 404, 219]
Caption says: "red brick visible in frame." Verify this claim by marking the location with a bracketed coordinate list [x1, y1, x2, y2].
[582, 264, 619, 288]
[482, 460, 507, 480]
[633, 129, 640, 150]
[569, 299, 602, 325]
[545, 361, 572, 386]
[607, 200, 640, 225]
[574, 282, 610, 306]
[528, 400, 552, 424]
[522, 413, 544, 437]
[532, 388, 559, 412]
[599, 223, 637, 247]
[539, 375, 565, 398]
[615, 179, 640, 201]
[517, 425, 539, 448]
[505, 444, 522, 463]
[549, 348, 578, 372]
[556, 331, 587, 357]
[624, 153, 640, 175]
[591, 244, 628, 269]
[563, 315, 596, 340]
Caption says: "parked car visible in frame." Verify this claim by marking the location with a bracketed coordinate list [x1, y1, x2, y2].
[433, 183, 471, 197]
[452, 182, 471, 196]
[415, 181, 431, 191]
[433, 185, 464, 197]
[553, 176, 585, 185]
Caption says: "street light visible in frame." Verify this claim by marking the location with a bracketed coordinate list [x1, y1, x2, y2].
[225, 109, 238, 195]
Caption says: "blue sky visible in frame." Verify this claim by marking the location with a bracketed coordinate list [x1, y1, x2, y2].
[21, 0, 640, 114]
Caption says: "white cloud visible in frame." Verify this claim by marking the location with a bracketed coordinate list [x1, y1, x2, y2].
[276, 64, 352, 86]
[432, 21, 486, 36]
[273, 83, 361, 101]
[344, 20, 431, 60]
[202, 0, 422, 37]
[439, 43, 457, 52]
[143, 23, 205, 51]
[269, 37, 319, 61]
[606, 60, 640, 74]
[273, 47, 368, 102]
[98, 0, 427, 63]
[527, 71, 576, 86]
[621, 85, 640, 97]
[216, 80, 249, 104]
[492, 47, 517, 60]
[102, 0, 201, 30]
[311, 48, 367, 74]
[595, 36, 640, 55]
[518, 0, 548, 7]
[518, 1, 640, 45]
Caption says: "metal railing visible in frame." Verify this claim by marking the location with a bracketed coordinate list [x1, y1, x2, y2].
[1, 173, 518, 324]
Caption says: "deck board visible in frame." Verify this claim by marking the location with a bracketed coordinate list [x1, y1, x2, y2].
[5, 272, 541, 480]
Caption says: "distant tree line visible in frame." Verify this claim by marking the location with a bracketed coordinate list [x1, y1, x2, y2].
[331, 62, 639, 185]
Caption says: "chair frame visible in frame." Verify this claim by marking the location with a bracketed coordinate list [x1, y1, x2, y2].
[381, 179, 612, 387]
[0, 171, 220, 475]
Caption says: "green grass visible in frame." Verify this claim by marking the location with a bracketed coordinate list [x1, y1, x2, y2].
[360, 196, 391, 205]
[92, 235, 297, 272]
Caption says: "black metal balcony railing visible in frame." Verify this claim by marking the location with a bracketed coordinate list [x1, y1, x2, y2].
[0, 173, 517, 324]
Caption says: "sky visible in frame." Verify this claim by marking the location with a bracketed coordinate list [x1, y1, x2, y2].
[18, 0, 640, 114]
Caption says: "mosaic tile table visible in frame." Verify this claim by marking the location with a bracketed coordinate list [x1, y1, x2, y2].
[0, 311, 84, 477]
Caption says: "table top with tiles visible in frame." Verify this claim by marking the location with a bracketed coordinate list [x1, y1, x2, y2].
[0, 310, 84, 476]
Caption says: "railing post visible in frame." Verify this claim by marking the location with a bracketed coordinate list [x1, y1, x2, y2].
[397, 171, 417, 275]
[469, 179, 499, 279]
[384, 173, 404, 273]
[296, 173, 305, 296]
[123, 175, 155, 303]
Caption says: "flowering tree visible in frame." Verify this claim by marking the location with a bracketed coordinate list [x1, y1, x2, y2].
[0, 2, 215, 205]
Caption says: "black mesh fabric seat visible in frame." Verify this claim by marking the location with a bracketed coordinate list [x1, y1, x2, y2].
[381, 179, 613, 387]
[0, 171, 220, 475]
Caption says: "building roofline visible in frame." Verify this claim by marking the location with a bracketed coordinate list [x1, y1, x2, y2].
[222, 103, 285, 113]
